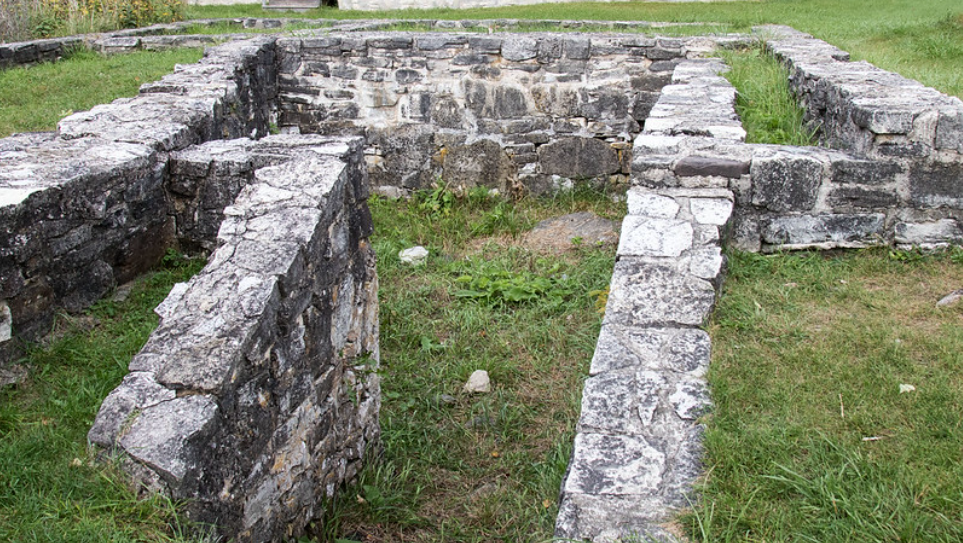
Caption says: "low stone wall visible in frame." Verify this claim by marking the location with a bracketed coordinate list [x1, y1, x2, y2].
[761, 25, 963, 249]
[0, 37, 276, 365]
[557, 58, 736, 542]
[89, 135, 379, 542]
[274, 31, 732, 194]
[4, 19, 963, 543]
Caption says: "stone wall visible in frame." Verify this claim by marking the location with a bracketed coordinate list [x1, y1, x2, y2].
[556, 58, 736, 542]
[273, 31, 728, 195]
[761, 25, 963, 249]
[0, 37, 276, 364]
[89, 135, 380, 543]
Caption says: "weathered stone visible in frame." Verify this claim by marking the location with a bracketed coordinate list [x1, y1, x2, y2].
[442, 139, 515, 193]
[895, 219, 963, 245]
[501, 37, 538, 61]
[827, 186, 898, 208]
[538, 137, 621, 178]
[689, 197, 734, 226]
[463, 370, 491, 393]
[674, 155, 749, 179]
[909, 161, 963, 208]
[626, 189, 680, 218]
[830, 158, 903, 185]
[399, 246, 428, 265]
[578, 370, 666, 435]
[120, 394, 219, 482]
[604, 259, 716, 328]
[589, 326, 710, 376]
[751, 152, 825, 212]
[761, 214, 885, 247]
[520, 212, 619, 252]
[563, 433, 665, 496]
[618, 216, 693, 258]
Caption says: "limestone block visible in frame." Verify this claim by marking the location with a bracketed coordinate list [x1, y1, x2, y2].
[751, 151, 825, 212]
[895, 219, 963, 245]
[761, 213, 885, 247]
[626, 189, 680, 218]
[562, 433, 665, 496]
[588, 326, 710, 376]
[603, 259, 716, 328]
[909, 160, 963, 208]
[829, 157, 903, 185]
[538, 137, 621, 178]
[119, 395, 219, 481]
[618, 216, 693, 258]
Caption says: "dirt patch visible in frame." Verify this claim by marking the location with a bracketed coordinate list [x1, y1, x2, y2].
[519, 212, 620, 253]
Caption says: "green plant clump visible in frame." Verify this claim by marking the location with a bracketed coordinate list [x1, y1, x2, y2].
[719, 45, 818, 146]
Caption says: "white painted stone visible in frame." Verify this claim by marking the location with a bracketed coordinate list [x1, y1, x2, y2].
[689, 197, 733, 226]
[618, 216, 693, 258]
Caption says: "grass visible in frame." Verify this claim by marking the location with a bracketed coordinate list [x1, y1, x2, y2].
[0, 47, 203, 138]
[0, 252, 205, 542]
[719, 46, 818, 146]
[315, 186, 621, 543]
[688, 249, 963, 542]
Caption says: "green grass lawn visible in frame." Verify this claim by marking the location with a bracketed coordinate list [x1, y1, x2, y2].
[0, 254, 205, 543]
[693, 249, 963, 542]
[0, 48, 203, 137]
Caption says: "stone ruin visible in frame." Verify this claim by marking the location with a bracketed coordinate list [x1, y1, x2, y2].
[1, 19, 962, 543]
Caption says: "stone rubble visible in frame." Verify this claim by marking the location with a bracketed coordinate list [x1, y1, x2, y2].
[1, 20, 962, 543]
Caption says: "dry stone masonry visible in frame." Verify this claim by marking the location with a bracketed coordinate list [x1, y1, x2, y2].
[88, 135, 379, 541]
[556, 58, 737, 542]
[2, 20, 963, 543]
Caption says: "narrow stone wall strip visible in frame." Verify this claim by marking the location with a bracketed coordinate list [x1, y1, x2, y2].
[556, 59, 737, 543]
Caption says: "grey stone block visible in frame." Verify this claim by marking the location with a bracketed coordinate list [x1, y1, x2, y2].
[895, 219, 963, 245]
[674, 155, 749, 179]
[762, 214, 885, 247]
[589, 326, 711, 376]
[563, 433, 665, 496]
[830, 157, 903, 185]
[603, 259, 716, 328]
[538, 137, 621, 177]
[909, 160, 963, 208]
[751, 152, 825, 212]
[618, 216, 693, 258]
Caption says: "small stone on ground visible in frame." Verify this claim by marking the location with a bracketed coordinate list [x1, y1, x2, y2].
[463, 369, 491, 393]
[399, 246, 429, 265]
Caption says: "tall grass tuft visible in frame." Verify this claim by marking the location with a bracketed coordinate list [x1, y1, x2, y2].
[0, 0, 186, 43]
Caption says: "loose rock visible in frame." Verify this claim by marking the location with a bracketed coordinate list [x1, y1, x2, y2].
[463, 369, 491, 393]
[399, 246, 429, 265]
